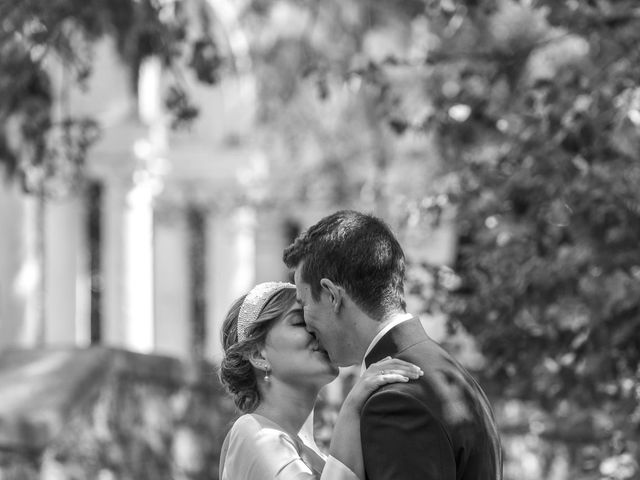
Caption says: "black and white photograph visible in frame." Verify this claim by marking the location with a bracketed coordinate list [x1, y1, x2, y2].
[0, 1, 639, 479]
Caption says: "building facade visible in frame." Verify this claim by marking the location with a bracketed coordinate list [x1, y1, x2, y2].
[0, 1, 308, 366]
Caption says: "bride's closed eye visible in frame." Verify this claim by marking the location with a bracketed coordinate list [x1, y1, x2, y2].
[285, 306, 305, 326]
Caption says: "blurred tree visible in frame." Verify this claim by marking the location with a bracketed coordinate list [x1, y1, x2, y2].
[420, 0, 640, 465]
[241, 0, 640, 476]
[0, 0, 226, 188]
[240, 0, 433, 213]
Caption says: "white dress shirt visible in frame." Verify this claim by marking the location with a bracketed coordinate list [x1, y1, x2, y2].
[360, 313, 413, 374]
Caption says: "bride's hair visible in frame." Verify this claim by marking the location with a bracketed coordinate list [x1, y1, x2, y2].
[219, 287, 297, 412]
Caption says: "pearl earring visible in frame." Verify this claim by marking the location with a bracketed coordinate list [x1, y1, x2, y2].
[264, 367, 271, 382]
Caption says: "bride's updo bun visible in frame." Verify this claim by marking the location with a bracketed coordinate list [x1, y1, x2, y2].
[219, 287, 296, 412]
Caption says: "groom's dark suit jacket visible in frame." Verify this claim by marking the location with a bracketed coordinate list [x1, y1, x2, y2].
[361, 318, 503, 480]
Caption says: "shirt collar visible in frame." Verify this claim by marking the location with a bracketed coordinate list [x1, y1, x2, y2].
[360, 313, 413, 374]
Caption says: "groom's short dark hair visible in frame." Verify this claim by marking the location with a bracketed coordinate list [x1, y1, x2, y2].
[283, 210, 406, 320]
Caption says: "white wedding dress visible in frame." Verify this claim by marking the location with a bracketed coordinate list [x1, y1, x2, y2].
[220, 413, 359, 480]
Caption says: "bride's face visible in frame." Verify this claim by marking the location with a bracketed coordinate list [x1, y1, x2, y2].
[261, 300, 339, 388]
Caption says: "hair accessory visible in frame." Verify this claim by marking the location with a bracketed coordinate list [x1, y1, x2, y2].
[237, 282, 295, 342]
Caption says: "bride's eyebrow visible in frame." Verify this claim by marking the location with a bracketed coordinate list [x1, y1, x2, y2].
[287, 303, 303, 314]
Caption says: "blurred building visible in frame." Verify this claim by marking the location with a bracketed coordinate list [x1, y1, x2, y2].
[0, 1, 308, 366]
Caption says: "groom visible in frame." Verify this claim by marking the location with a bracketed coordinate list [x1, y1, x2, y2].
[284, 210, 503, 480]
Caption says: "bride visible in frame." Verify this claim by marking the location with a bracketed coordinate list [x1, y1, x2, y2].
[218, 282, 422, 479]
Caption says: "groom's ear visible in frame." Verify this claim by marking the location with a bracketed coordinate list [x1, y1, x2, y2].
[320, 278, 342, 312]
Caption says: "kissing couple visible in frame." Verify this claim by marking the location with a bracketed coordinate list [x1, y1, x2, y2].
[219, 210, 503, 480]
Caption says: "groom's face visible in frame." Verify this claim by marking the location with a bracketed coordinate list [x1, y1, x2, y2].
[294, 264, 348, 367]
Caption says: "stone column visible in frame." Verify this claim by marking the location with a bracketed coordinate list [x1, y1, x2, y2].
[101, 171, 159, 353]
[255, 208, 290, 284]
[0, 183, 27, 348]
[153, 204, 190, 359]
[101, 172, 157, 354]
[16, 194, 44, 346]
[101, 175, 126, 348]
[44, 195, 87, 346]
[206, 206, 256, 363]
[123, 173, 156, 353]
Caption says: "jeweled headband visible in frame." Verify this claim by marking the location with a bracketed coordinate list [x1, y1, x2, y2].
[237, 282, 295, 342]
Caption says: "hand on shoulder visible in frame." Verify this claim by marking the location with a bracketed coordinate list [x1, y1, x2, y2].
[343, 357, 423, 414]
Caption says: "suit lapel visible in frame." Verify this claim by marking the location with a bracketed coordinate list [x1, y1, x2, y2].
[364, 317, 427, 367]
